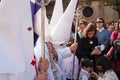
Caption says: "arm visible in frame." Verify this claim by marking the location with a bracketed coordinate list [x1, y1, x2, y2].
[56, 42, 78, 59]
[36, 71, 48, 80]
[69, 42, 78, 52]
[46, 42, 58, 59]
[91, 71, 99, 80]
[36, 57, 49, 80]
[38, 57, 49, 72]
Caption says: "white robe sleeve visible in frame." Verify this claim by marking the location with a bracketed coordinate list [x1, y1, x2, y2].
[55, 49, 66, 80]
[56, 47, 71, 59]
[56, 47, 79, 80]
[63, 53, 79, 79]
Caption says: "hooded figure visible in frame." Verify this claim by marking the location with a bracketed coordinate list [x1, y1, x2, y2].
[50, 0, 78, 49]
[35, 0, 79, 79]
[50, 0, 79, 79]
[34, 0, 63, 79]
[0, 0, 36, 80]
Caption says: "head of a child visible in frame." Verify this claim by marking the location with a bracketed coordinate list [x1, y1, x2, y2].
[95, 56, 113, 74]
[80, 58, 93, 73]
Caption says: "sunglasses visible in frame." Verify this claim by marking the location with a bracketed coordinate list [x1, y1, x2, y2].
[79, 23, 83, 25]
[96, 21, 103, 23]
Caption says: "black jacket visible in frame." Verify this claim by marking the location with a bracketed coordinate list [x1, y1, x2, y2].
[76, 37, 98, 62]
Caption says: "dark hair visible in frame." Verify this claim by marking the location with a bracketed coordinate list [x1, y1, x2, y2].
[83, 23, 97, 38]
[96, 17, 106, 28]
[80, 58, 93, 68]
[96, 56, 113, 74]
[116, 21, 120, 30]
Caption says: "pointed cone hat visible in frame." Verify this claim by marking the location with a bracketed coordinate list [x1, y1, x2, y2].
[34, 7, 51, 42]
[49, 0, 63, 31]
[50, 0, 78, 48]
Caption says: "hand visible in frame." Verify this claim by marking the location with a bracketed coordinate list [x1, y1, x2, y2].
[91, 49, 101, 55]
[36, 71, 48, 80]
[90, 71, 99, 80]
[70, 42, 78, 52]
[38, 57, 49, 72]
[46, 42, 58, 58]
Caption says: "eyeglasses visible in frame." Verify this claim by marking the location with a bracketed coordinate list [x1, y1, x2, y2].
[96, 21, 103, 23]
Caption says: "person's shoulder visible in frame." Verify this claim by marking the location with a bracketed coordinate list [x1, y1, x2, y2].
[82, 37, 90, 43]
[104, 29, 110, 32]
[94, 37, 98, 39]
[112, 31, 118, 34]
[79, 37, 86, 41]
[103, 29, 111, 35]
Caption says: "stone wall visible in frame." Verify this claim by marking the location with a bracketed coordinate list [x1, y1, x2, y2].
[80, 1, 119, 23]
[46, 0, 119, 23]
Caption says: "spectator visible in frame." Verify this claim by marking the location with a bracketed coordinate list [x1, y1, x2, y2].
[95, 18, 111, 55]
[79, 58, 93, 80]
[91, 56, 118, 80]
[108, 24, 115, 33]
[0, 0, 49, 80]
[106, 21, 120, 79]
[76, 23, 101, 65]
[77, 19, 88, 39]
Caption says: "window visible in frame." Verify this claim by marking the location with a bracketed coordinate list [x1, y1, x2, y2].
[83, 7, 94, 18]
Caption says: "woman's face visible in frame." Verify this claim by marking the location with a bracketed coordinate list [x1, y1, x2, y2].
[108, 25, 115, 32]
[78, 23, 86, 31]
[87, 31, 95, 38]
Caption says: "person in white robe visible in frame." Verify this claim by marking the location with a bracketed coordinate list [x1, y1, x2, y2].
[34, 38, 56, 80]
[34, 0, 79, 79]
[49, 0, 79, 79]
[0, 0, 49, 80]
[63, 54, 79, 80]
[34, 37, 78, 80]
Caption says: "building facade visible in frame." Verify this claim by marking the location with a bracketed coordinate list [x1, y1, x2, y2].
[46, 0, 119, 23]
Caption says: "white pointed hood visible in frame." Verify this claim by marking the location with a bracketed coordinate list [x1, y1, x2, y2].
[50, 0, 78, 48]
[34, 8, 51, 42]
[0, 0, 33, 74]
[49, 0, 63, 31]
